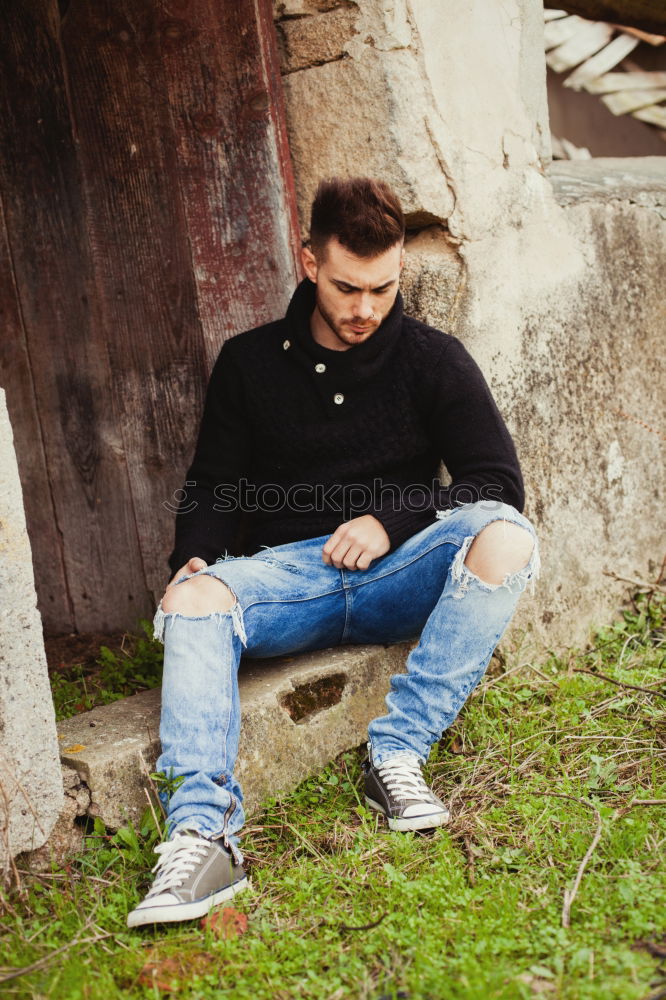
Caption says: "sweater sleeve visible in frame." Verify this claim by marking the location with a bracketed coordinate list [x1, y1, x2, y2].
[168, 343, 251, 576]
[372, 336, 524, 551]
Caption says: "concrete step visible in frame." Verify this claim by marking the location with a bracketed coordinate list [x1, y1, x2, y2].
[56, 642, 412, 831]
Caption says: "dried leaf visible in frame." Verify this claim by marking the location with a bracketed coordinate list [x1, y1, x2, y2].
[137, 952, 216, 992]
[62, 744, 86, 753]
[201, 906, 248, 939]
[137, 957, 181, 992]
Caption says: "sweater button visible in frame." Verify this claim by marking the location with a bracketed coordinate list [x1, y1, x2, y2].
[333, 393, 344, 404]
[283, 339, 290, 350]
[315, 363, 326, 373]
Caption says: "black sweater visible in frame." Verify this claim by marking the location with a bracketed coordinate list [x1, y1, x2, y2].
[168, 279, 524, 575]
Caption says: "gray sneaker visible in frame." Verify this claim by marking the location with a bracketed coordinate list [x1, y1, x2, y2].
[127, 830, 248, 928]
[363, 747, 450, 832]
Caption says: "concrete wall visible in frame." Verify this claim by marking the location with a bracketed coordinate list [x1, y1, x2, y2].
[274, 0, 665, 650]
[0, 389, 63, 870]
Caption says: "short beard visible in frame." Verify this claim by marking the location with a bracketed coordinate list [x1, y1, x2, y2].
[315, 292, 349, 345]
[315, 291, 381, 346]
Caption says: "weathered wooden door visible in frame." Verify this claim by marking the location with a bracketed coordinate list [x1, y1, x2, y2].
[0, 0, 300, 633]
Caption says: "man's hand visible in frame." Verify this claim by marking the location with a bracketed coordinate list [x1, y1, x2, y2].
[162, 557, 207, 600]
[322, 515, 390, 571]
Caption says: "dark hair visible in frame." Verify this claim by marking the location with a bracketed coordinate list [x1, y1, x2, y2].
[309, 177, 405, 259]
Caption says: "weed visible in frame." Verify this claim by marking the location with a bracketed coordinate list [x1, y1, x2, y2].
[50, 620, 163, 721]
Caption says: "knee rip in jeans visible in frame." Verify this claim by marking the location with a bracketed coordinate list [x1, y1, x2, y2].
[450, 522, 540, 600]
[152, 578, 248, 648]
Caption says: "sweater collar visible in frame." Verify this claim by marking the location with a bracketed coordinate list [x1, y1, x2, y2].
[285, 278, 404, 382]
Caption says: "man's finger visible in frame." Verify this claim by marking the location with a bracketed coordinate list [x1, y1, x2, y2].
[322, 526, 350, 564]
[343, 544, 365, 571]
[322, 528, 345, 559]
[327, 538, 354, 569]
[355, 549, 375, 571]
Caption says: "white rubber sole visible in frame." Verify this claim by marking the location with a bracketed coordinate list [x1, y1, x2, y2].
[365, 796, 450, 832]
[127, 875, 249, 928]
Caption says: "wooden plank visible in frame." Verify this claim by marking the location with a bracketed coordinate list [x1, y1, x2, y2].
[564, 32, 639, 90]
[555, 136, 593, 158]
[0, 0, 152, 632]
[59, 1, 211, 604]
[615, 25, 665, 46]
[585, 69, 666, 92]
[0, 194, 72, 633]
[547, 21, 615, 73]
[255, 0, 303, 281]
[602, 87, 666, 114]
[60, 0, 300, 603]
[158, 0, 301, 366]
[544, 15, 587, 50]
[544, 1, 666, 37]
[632, 103, 666, 127]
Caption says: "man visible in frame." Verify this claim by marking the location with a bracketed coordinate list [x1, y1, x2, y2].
[127, 177, 538, 928]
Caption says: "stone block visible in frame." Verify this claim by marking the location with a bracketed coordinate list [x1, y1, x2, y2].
[24, 767, 91, 869]
[0, 388, 63, 868]
[283, 49, 455, 231]
[548, 157, 666, 216]
[278, 0, 551, 239]
[57, 641, 412, 830]
[401, 228, 465, 331]
[58, 687, 161, 831]
[276, 8, 358, 74]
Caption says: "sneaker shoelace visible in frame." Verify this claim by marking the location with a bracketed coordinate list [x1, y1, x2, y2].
[148, 833, 211, 896]
[377, 755, 433, 801]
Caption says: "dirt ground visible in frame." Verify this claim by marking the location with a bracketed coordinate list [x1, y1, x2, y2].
[43, 631, 128, 676]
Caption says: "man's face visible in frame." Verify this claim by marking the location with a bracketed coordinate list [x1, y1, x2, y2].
[301, 237, 404, 351]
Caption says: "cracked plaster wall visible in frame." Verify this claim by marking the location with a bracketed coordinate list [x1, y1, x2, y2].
[274, 0, 665, 649]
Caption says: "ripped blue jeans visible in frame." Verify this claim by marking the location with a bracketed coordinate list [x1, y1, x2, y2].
[153, 501, 539, 858]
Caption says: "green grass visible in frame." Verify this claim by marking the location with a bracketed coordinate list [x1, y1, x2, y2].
[3, 593, 665, 999]
[49, 621, 164, 721]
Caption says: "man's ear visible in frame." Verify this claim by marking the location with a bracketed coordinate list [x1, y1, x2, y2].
[301, 245, 318, 283]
